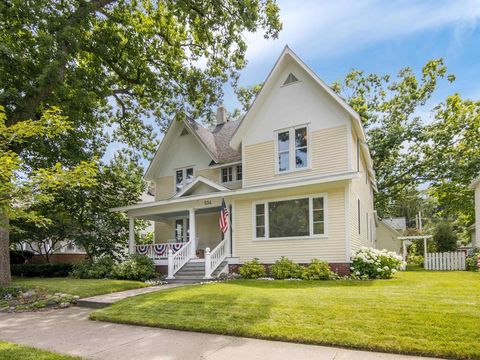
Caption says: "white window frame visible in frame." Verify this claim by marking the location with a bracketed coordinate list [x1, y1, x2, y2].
[252, 193, 328, 240]
[220, 165, 242, 184]
[174, 166, 195, 193]
[274, 124, 311, 174]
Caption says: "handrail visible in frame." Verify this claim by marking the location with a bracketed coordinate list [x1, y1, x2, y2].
[166, 240, 194, 279]
[204, 239, 226, 279]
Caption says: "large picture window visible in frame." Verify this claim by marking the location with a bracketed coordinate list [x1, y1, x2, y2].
[276, 125, 308, 173]
[254, 195, 326, 239]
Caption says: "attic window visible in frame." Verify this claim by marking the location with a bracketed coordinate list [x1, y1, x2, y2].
[283, 73, 299, 86]
[180, 128, 189, 136]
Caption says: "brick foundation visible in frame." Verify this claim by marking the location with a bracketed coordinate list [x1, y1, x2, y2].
[229, 262, 351, 277]
[29, 254, 87, 264]
[155, 265, 168, 275]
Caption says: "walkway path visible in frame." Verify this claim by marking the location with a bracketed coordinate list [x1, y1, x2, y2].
[0, 307, 442, 360]
[77, 283, 184, 308]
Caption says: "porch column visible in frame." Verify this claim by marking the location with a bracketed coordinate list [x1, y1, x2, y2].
[128, 217, 135, 255]
[189, 208, 196, 253]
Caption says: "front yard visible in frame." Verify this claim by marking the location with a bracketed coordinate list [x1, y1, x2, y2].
[0, 341, 81, 360]
[13, 278, 149, 298]
[91, 271, 480, 359]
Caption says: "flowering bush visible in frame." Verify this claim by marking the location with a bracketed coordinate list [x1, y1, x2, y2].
[351, 247, 404, 279]
[466, 251, 480, 271]
[302, 259, 335, 280]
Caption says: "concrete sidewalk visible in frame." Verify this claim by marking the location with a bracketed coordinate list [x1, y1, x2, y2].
[77, 283, 184, 308]
[0, 307, 441, 360]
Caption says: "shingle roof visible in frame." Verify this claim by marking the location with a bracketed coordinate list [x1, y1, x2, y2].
[184, 117, 241, 165]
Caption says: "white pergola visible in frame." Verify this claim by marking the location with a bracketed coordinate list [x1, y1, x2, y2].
[397, 235, 433, 263]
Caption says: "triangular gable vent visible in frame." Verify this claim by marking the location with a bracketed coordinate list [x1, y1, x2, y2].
[180, 128, 189, 136]
[283, 73, 299, 86]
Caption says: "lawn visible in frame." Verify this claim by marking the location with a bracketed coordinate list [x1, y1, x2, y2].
[91, 271, 480, 359]
[13, 278, 149, 298]
[0, 341, 81, 360]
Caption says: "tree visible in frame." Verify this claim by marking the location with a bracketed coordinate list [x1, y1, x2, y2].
[433, 222, 458, 252]
[0, 106, 96, 284]
[332, 60, 455, 217]
[0, 0, 281, 284]
[11, 153, 146, 260]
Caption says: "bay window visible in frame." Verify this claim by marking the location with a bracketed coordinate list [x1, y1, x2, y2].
[254, 195, 326, 239]
[276, 125, 309, 173]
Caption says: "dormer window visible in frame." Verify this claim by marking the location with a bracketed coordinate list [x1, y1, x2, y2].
[275, 125, 309, 173]
[176, 167, 194, 192]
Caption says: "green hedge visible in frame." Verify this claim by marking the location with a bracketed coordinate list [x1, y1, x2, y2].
[11, 263, 73, 278]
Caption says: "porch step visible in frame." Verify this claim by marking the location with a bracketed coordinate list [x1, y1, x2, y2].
[166, 260, 228, 284]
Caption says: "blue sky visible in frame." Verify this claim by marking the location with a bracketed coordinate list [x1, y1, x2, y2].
[105, 0, 480, 165]
[224, 0, 480, 110]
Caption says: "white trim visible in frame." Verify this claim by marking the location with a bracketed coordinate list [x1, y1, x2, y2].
[173, 166, 195, 194]
[344, 184, 351, 263]
[346, 122, 352, 171]
[174, 175, 229, 198]
[274, 123, 311, 174]
[219, 165, 243, 184]
[208, 161, 242, 169]
[112, 171, 359, 212]
[252, 193, 328, 241]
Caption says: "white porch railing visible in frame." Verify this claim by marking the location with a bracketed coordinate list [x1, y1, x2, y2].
[167, 240, 195, 279]
[425, 251, 466, 270]
[135, 241, 185, 260]
[204, 239, 227, 279]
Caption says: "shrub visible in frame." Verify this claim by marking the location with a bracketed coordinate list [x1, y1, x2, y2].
[70, 257, 115, 279]
[302, 259, 335, 280]
[239, 258, 266, 279]
[269, 257, 303, 279]
[351, 247, 404, 279]
[11, 263, 73, 277]
[406, 253, 423, 266]
[466, 251, 480, 271]
[433, 222, 458, 252]
[111, 254, 156, 281]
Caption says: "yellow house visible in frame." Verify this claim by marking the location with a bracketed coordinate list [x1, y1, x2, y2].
[113, 46, 377, 281]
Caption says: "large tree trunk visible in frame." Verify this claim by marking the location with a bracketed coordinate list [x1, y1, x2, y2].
[0, 214, 11, 286]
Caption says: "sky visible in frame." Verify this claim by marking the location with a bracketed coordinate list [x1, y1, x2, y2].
[223, 0, 480, 110]
[105, 0, 480, 165]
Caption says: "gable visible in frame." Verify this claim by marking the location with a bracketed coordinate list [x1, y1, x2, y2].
[240, 59, 350, 147]
[144, 121, 213, 181]
[174, 176, 229, 197]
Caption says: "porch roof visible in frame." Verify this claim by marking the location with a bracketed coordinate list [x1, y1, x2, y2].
[112, 170, 360, 213]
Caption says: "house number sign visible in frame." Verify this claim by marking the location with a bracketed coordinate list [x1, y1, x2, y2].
[204, 200, 212, 205]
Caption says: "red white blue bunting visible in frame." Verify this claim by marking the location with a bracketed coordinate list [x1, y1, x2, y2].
[171, 243, 183, 252]
[154, 244, 167, 256]
[136, 245, 149, 255]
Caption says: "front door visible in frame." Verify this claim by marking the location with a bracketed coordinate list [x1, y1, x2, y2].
[174, 218, 189, 243]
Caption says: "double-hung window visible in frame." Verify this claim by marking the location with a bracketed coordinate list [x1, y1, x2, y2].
[276, 125, 308, 173]
[175, 167, 194, 192]
[254, 195, 326, 239]
[221, 165, 242, 183]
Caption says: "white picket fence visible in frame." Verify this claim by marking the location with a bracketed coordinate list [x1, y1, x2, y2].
[425, 251, 466, 270]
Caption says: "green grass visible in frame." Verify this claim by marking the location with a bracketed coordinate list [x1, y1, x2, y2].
[91, 271, 480, 359]
[13, 278, 149, 298]
[0, 341, 82, 360]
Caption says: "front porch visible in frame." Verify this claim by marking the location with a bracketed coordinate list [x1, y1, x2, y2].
[127, 202, 231, 280]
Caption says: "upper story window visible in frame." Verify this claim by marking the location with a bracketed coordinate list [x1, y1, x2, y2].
[221, 165, 242, 183]
[276, 125, 308, 173]
[176, 167, 194, 192]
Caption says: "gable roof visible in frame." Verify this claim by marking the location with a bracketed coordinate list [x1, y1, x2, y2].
[144, 117, 241, 181]
[174, 176, 229, 198]
[229, 45, 375, 181]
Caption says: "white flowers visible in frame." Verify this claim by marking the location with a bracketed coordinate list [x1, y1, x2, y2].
[350, 247, 403, 279]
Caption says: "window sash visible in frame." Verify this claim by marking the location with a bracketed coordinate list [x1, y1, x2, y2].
[175, 167, 194, 192]
[254, 196, 325, 239]
[276, 126, 308, 172]
[236, 165, 242, 181]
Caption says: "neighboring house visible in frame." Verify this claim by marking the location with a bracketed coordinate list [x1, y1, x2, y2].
[469, 175, 480, 249]
[376, 219, 403, 253]
[17, 241, 86, 264]
[113, 46, 377, 279]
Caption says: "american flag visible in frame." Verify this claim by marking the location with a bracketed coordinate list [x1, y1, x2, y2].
[219, 198, 229, 234]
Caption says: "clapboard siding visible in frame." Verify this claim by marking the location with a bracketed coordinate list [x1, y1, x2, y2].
[244, 125, 349, 187]
[233, 187, 346, 263]
[155, 176, 175, 200]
